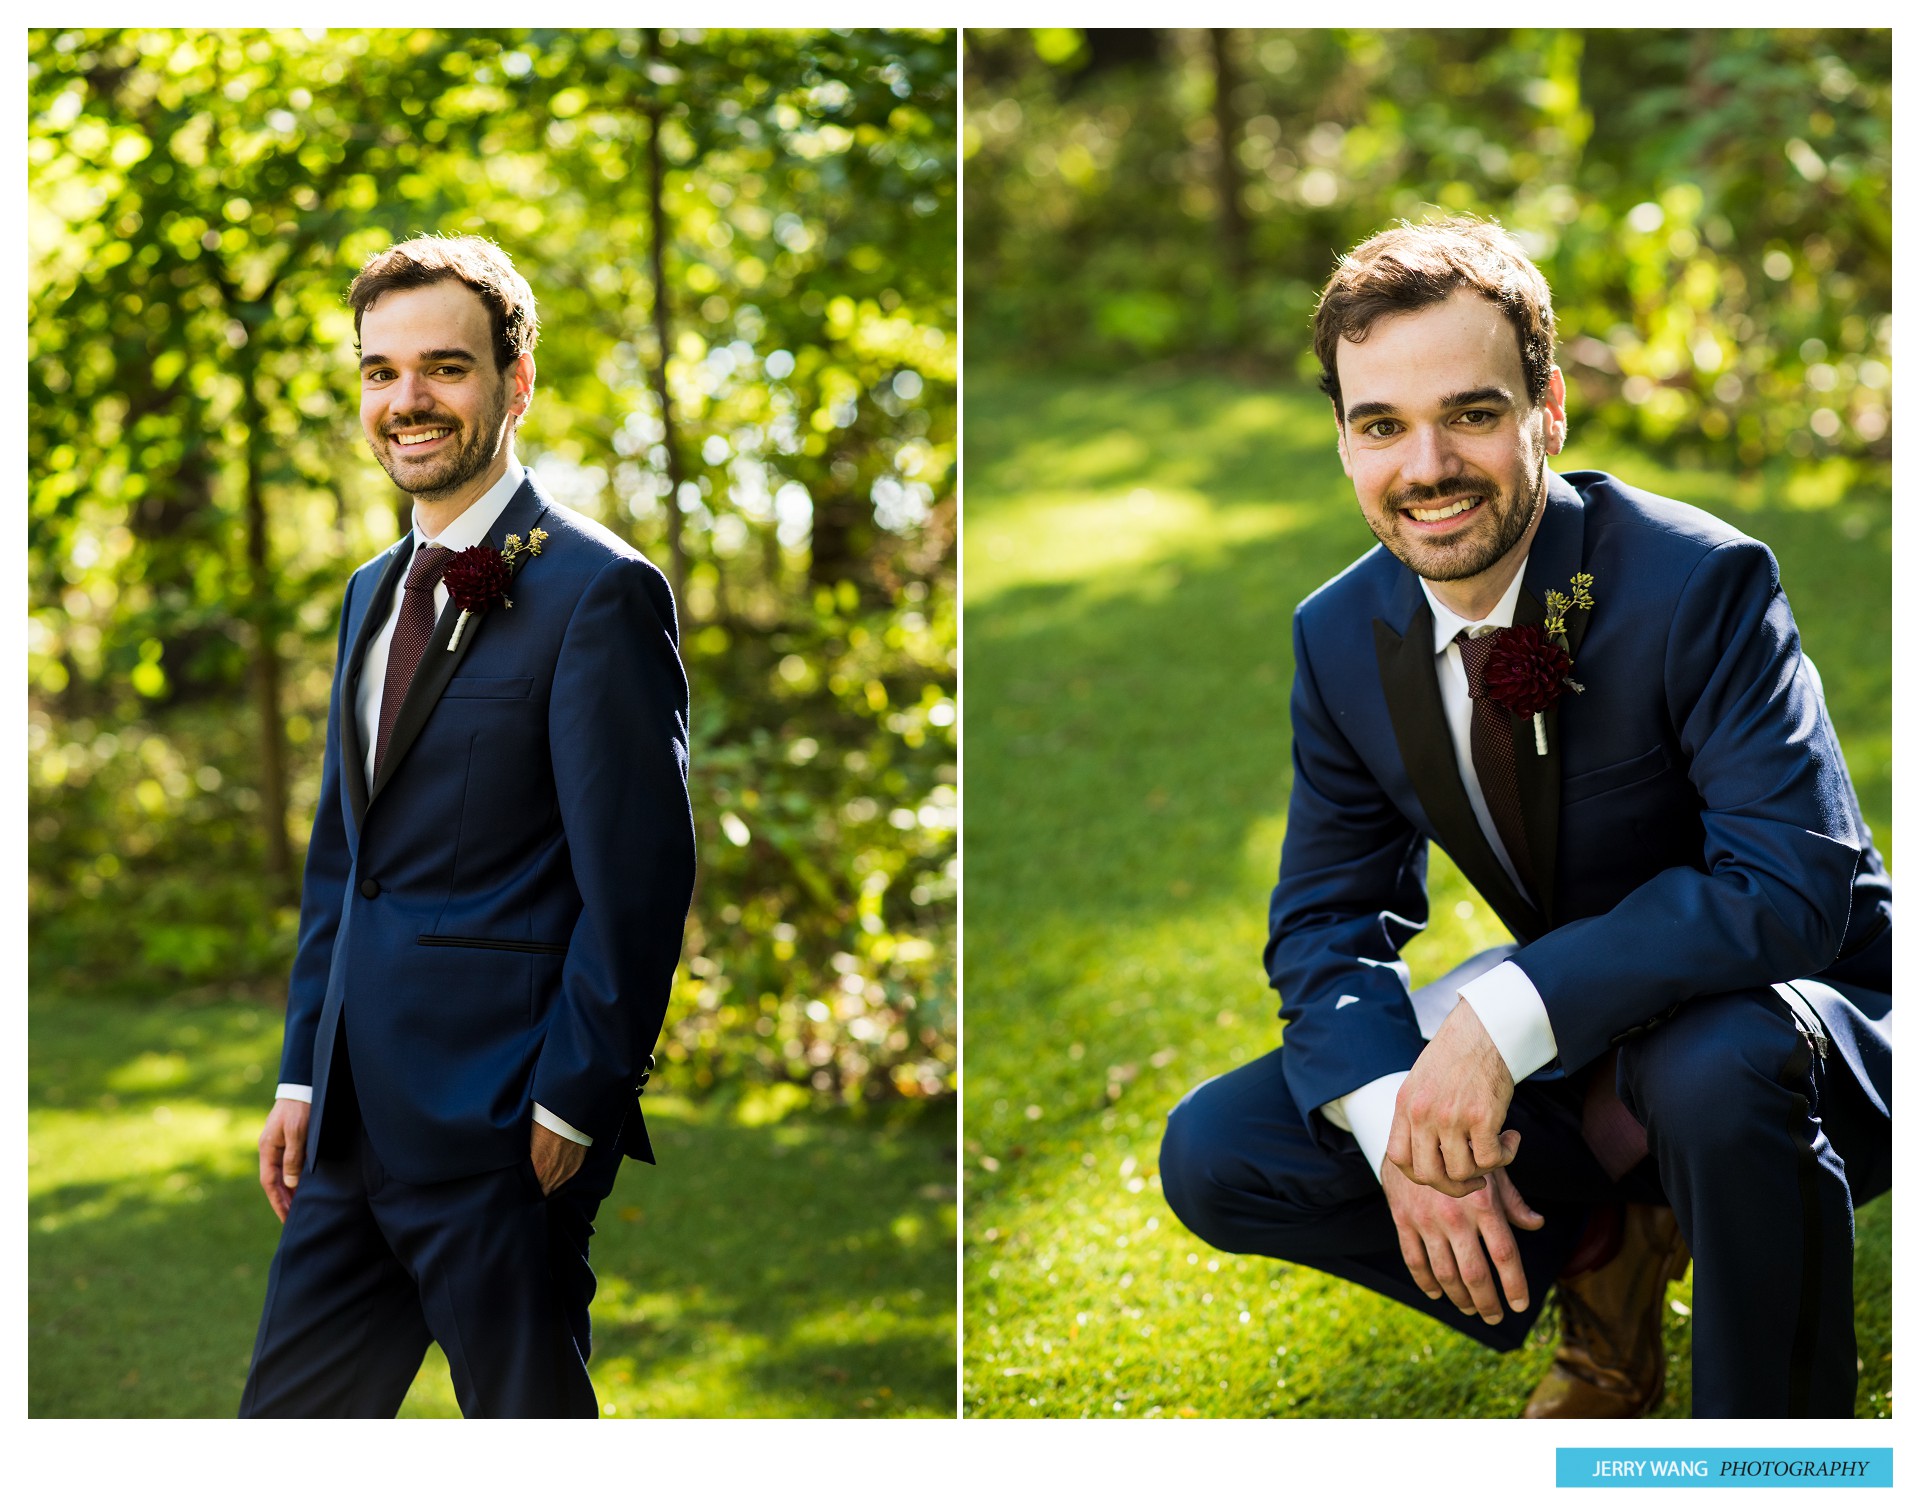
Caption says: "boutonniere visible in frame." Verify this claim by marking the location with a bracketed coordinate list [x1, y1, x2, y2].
[444, 528, 549, 652]
[1486, 572, 1594, 754]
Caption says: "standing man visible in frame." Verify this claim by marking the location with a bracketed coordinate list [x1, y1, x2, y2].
[241, 235, 696, 1418]
[1159, 218, 1890, 1418]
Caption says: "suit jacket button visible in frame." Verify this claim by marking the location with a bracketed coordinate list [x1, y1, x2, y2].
[359, 878, 380, 898]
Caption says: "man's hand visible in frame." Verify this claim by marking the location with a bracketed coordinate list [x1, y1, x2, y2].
[1382, 1153, 1544, 1324]
[530, 1122, 587, 1196]
[258, 1098, 311, 1224]
[1387, 999, 1517, 1195]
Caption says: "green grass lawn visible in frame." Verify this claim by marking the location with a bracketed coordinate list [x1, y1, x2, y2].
[28, 988, 956, 1417]
[959, 363, 1892, 1418]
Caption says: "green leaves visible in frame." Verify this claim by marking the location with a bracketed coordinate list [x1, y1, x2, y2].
[965, 28, 1890, 474]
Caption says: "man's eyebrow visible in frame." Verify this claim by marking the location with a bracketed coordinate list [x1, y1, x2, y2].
[1439, 385, 1514, 409]
[359, 347, 480, 370]
[1345, 387, 1516, 426]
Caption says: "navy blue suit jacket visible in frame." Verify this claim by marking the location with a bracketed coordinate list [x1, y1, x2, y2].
[278, 471, 696, 1184]
[1266, 470, 1891, 1138]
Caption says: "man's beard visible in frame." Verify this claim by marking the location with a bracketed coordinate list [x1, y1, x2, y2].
[1369, 460, 1544, 583]
[370, 389, 508, 503]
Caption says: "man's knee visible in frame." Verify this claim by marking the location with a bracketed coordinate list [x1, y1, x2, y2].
[1159, 1074, 1291, 1256]
[1619, 986, 1813, 1156]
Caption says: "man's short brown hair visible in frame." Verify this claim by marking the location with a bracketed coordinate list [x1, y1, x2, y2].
[1312, 216, 1555, 417]
[348, 235, 539, 372]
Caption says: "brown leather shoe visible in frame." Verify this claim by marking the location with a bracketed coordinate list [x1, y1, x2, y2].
[1523, 1204, 1692, 1418]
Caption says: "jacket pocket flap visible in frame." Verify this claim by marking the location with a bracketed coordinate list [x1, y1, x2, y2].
[1562, 743, 1672, 805]
[441, 676, 534, 699]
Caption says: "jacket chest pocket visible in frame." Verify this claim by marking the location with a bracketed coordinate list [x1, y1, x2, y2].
[1561, 743, 1673, 806]
[441, 676, 534, 700]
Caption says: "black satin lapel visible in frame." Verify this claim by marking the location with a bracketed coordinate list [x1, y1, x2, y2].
[1373, 611, 1539, 938]
[343, 539, 413, 829]
[1513, 590, 1562, 926]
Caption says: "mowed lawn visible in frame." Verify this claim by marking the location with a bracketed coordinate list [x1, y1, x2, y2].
[960, 364, 1891, 1418]
[28, 989, 956, 1417]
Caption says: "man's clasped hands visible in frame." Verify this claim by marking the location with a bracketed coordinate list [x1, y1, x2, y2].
[1381, 1001, 1540, 1326]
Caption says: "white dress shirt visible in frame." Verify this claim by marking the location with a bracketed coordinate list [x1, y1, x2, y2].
[1319, 559, 1560, 1179]
[277, 457, 593, 1147]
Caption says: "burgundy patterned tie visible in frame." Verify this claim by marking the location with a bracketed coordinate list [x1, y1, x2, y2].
[1582, 1046, 1651, 1180]
[373, 543, 452, 780]
[1455, 628, 1536, 897]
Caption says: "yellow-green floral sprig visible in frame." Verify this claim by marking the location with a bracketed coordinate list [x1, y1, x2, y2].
[1543, 571, 1597, 644]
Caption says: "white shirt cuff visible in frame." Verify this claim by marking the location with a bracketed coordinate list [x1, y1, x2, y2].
[1457, 959, 1559, 1083]
[533, 1102, 592, 1146]
[1322, 1071, 1410, 1183]
[280, 1084, 590, 1146]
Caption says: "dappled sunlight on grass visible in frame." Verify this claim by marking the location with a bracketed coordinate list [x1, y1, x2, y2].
[967, 487, 1317, 602]
[962, 367, 1891, 1417]
[29, 1106, 252, 1232]
[30, 990, 956, 1417]
[966, 368, 1344, 517]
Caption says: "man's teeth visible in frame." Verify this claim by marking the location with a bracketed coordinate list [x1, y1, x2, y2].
[395, 429, 450, 447]
[1408, 496, 1480, 522]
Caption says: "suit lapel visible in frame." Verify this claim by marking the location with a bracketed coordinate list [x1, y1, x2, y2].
[1510, 475, 1593, 929]
[1510, 587, 1561, 928]
[342, 537, 415, 831]
[366, 479, 551, 808]
[1373, 605, 1541, 940]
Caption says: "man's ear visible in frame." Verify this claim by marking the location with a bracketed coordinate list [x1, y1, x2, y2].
[1541, 365, 1568, 456]
[508, 352, 535, 419]
[1334, 408, 1353, 478]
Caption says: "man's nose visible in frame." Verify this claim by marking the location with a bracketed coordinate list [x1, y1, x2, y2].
[387, 370, 430, 416]
[1400, 423, 1463, 487]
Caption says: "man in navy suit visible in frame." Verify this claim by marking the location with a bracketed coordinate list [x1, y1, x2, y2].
[239, 235, 695, 1417]
[1159, 218, 1891, 1417]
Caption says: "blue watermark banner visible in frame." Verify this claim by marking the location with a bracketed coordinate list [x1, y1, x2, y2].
[1557, 1449, 1892, 1488]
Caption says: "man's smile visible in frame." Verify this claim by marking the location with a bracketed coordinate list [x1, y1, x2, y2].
[1401, 493, 1487, 528]
[391, 427, 454, 449]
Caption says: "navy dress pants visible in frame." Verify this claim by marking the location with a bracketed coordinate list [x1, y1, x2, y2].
[1160, 981, 1891, 1417]
[240, 1047, 620, 1418]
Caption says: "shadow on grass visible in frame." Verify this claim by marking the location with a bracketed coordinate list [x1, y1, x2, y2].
[960, 364, 1892, 1418]
[29, 990, 956, 1418]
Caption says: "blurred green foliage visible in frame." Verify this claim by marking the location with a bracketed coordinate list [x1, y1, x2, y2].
[964, 28, 1890, 474]
[29, 27, 955, 1104]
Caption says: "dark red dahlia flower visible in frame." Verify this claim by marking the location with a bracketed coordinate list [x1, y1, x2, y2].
[1483, 624, 1574, 719]
[444, 545, 514, 614]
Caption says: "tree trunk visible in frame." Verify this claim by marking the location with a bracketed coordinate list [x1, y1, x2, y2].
[1209, 28, 1249, 309]
[806, 424, 877, 599]
[239, 356, 295, 901]
[642, 29, 688, 612]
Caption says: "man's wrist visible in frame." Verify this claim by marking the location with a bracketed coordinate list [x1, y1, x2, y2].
[1325, 1071, 1410, 1184]
[532, 1102, 592, 1146]
[1456, 960, 1557, 1082]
